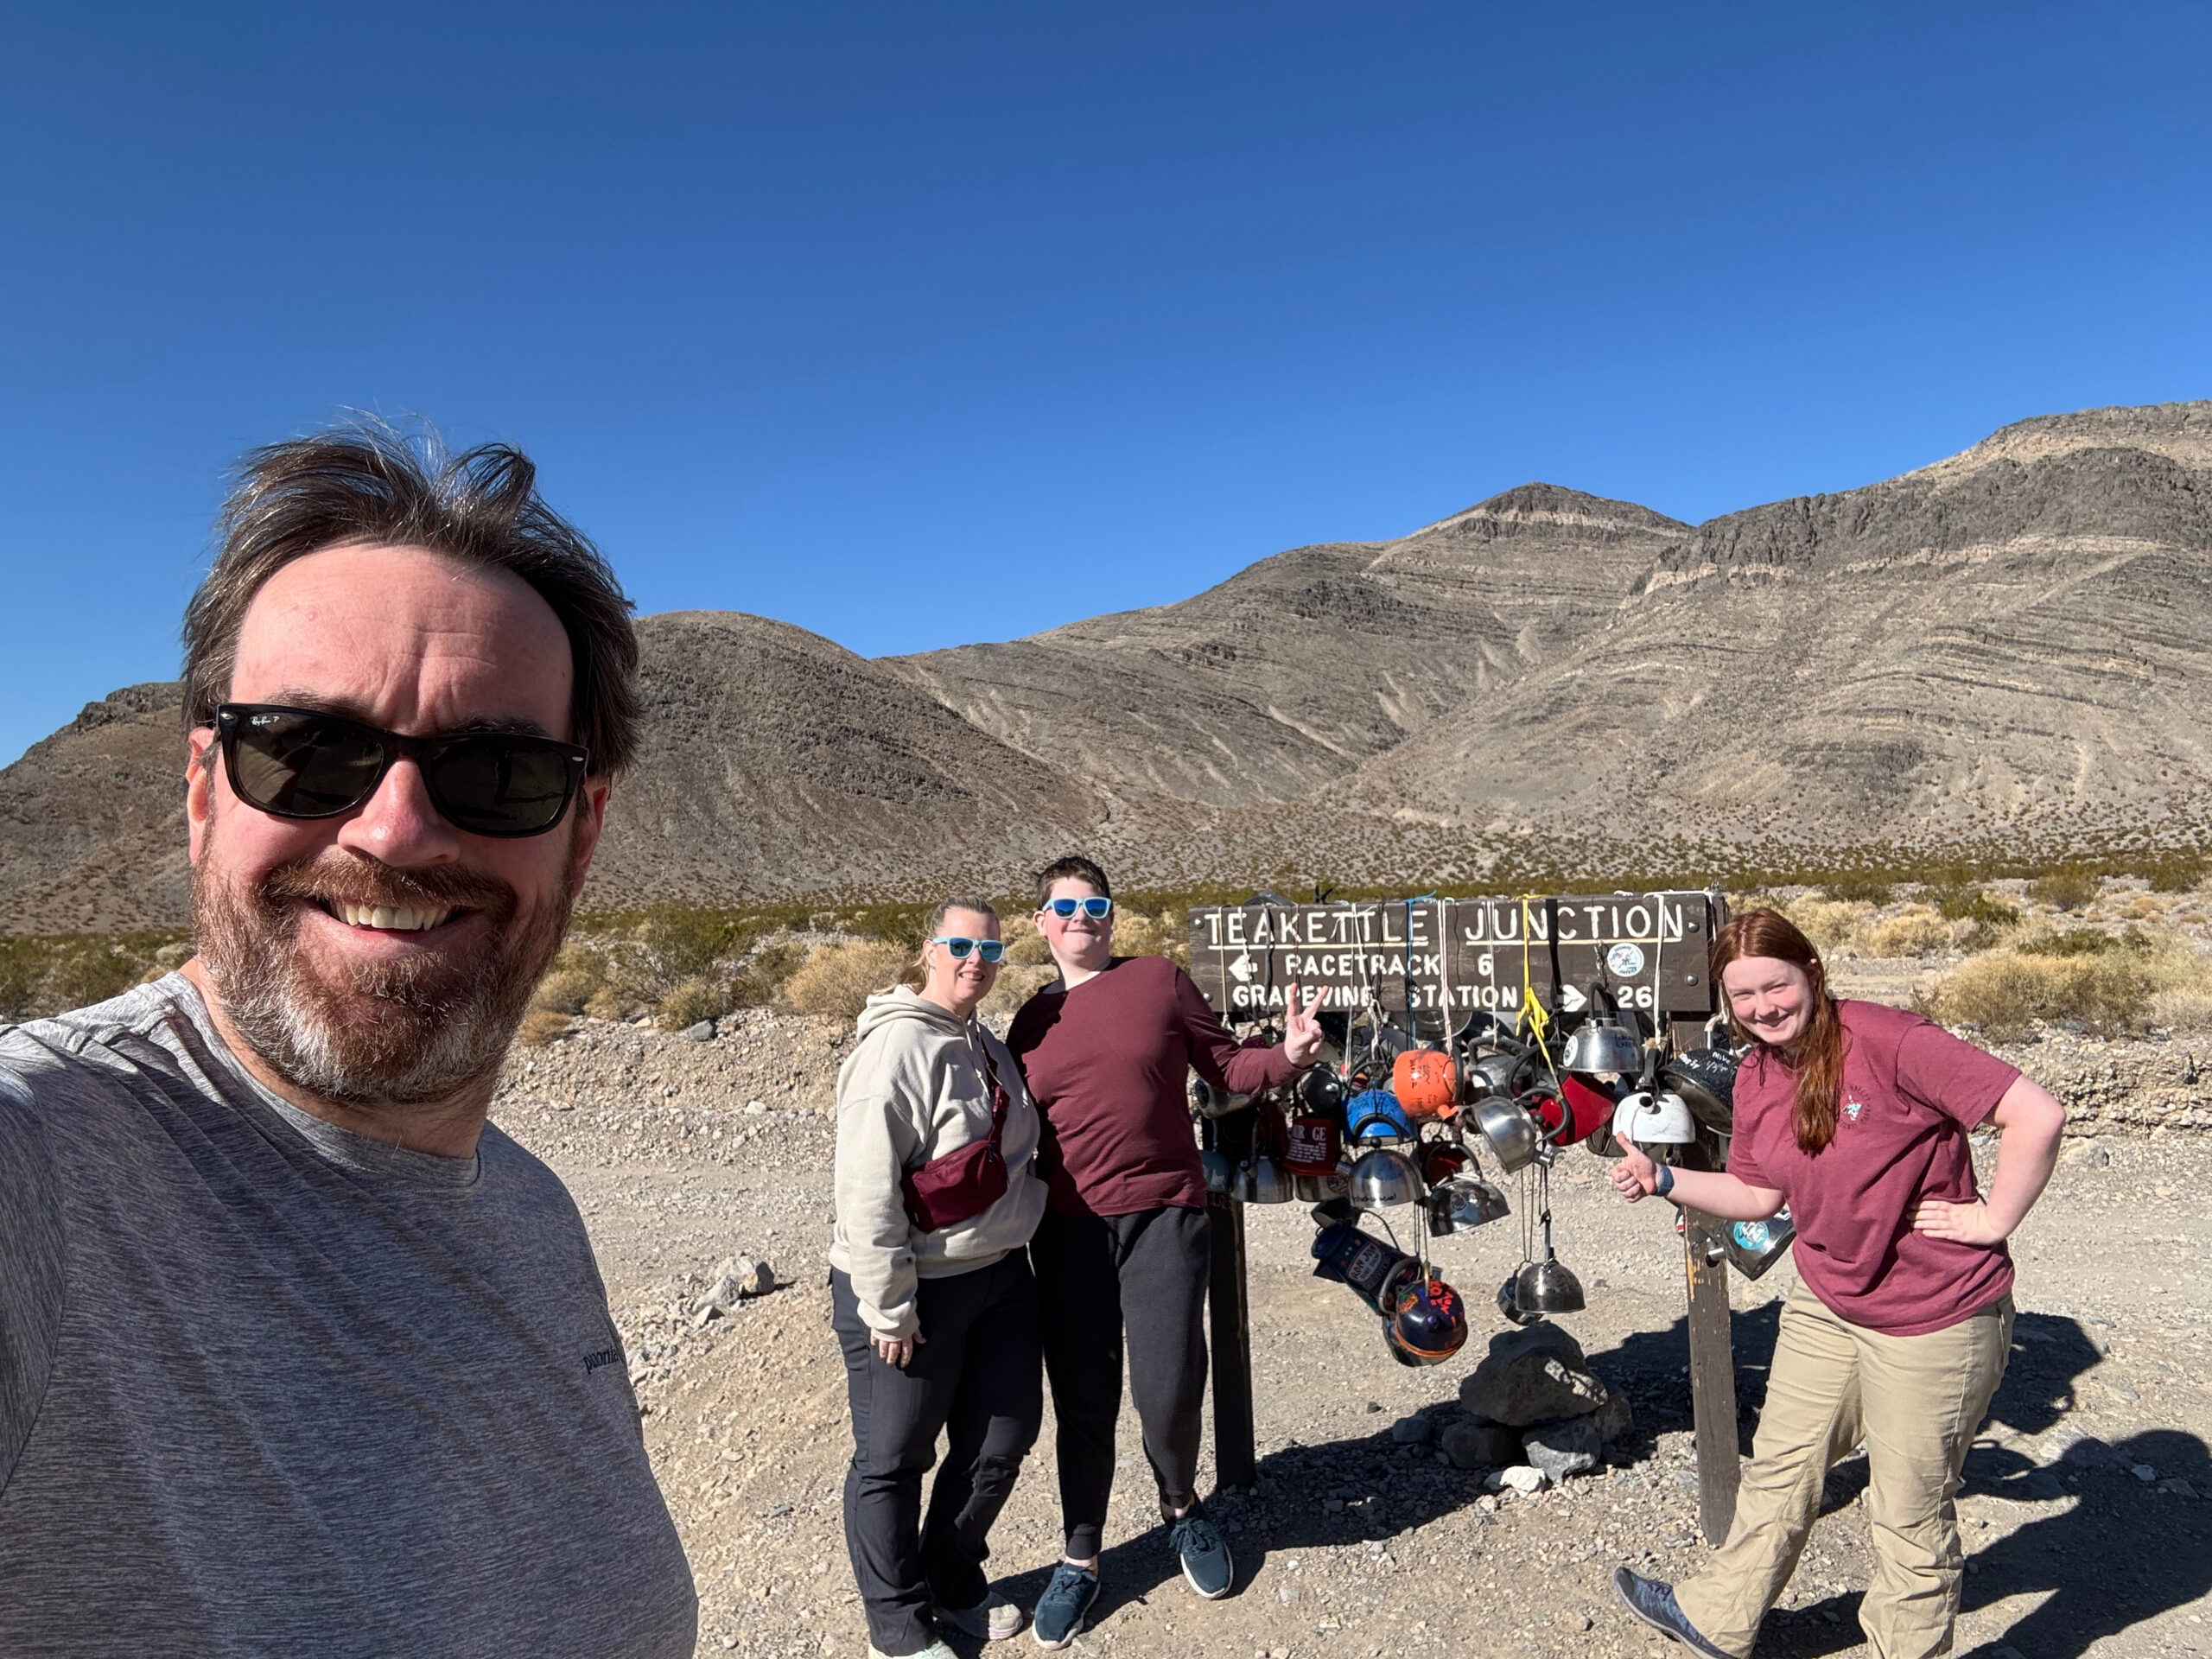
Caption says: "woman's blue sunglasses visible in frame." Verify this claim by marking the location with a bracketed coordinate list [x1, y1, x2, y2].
[1042, 897, 1113, 919]
[931, 937, 1007, 963]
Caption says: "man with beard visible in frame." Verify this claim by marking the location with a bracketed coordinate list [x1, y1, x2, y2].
[0, 429, 696, 1656]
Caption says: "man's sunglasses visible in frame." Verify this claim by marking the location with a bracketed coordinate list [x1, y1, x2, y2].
[1041, 896, 1113, 919]
[931, 937, 1007, 963]
[213, 703, 589, 839]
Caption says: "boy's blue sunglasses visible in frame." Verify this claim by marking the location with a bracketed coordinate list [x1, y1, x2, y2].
[931, 937, 1007, 963]
[1042, 897, 1113, 919]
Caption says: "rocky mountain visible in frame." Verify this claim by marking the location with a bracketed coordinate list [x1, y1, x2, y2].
[1347, 403, 2212, 865]
[3, 401, 2208, 931]
[580, 613, 1104, 910]
[0, 682, 193, 933]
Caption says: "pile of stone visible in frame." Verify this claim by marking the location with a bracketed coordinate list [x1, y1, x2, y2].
[1440, 1325, 1633, 1491]
[689, 1255, 776, 1327]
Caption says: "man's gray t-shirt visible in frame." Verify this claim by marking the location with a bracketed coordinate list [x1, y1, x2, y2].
[0, 976, 696, 1656]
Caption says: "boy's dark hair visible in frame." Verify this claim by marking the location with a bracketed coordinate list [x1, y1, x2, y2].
[1033, 855, 1111, 908]
[181, 421, 640, 773]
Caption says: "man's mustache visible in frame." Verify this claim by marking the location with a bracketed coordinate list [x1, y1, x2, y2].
[257, 859, 518, 924]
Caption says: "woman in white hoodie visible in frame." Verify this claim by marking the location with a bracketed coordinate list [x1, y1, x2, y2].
[830, 897, 1048, 1659]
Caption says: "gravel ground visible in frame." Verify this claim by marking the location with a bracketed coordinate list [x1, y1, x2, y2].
[493, 1011, 2212, 1659]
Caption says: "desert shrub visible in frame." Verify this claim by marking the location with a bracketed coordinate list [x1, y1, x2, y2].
[1001, 915, 1053, 966]
[658, 976, 732, 1031]
[980, 963, 1060, 1023]
[1929, 884, 2017, 926]
[729, 938, 809, 1007]
[40, 938, 150, 1013]
[583, 984, 635, 1021]
[1819, 874, 1895, 906]
[1113, 907, 1192, 964]
[1926, 928, 2212, 1039]
[0, 939, 43, 1021]
[1779, 899, 1874, 956]
[635, 903, 753, 983]
[784, 939, 909, 1021]
[531, 942, 608, 1014]
[2119, 894, 2163, 921]
[2018, 927, 2122, 958]
[2145, 855, 2207, 893]
[517, 1008, 575, 1047]
[2027, 868, 2100, 912]
[2150, 985, 2212, 1031]
[1861, 906, 1956, 957]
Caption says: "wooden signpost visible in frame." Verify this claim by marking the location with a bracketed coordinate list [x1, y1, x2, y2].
[1187, 889, 1743, 1543]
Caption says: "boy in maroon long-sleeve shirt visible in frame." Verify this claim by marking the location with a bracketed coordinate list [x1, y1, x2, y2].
[1007, 858, 1322, 1649]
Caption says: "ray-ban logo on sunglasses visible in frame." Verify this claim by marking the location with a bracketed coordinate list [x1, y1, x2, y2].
[213, 704, 589, 838]
[931, 937, 1006, 963]
[1042, 897, 1112, 919]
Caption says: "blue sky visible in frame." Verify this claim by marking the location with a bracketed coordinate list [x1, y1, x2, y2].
[3, 3, 2208, 766]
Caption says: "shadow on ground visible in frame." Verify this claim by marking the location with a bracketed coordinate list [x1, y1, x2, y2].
[953, 1308, 2209, 1656]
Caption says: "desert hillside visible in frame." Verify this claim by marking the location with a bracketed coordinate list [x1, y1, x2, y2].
[4, 402, 2209, 931]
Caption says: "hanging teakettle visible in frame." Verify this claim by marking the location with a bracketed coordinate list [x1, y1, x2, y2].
[1245, 1103, 1294, 1204]
[1392, 1048, 1460, 1121]
[1560, 984, 1643, 1077]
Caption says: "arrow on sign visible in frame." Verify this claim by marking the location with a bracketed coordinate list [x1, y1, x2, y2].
[1229, 953, 1255, 983]
[1559, 983, 1587, 1013]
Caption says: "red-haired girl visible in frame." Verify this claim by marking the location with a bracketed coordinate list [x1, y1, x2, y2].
[1610, 907, 2065, 1659]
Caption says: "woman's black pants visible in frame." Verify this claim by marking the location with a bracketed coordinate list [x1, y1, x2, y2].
[830, 1252, 1043, 1657]
[1029, 1204, 1212, 1561]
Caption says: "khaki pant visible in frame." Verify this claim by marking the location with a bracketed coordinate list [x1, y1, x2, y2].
[1674, 1280, 2012, 1659]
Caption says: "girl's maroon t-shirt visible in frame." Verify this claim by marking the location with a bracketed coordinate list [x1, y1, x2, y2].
[1007, 955, 1298, 1217]
[1725, 999, 2019, 1336]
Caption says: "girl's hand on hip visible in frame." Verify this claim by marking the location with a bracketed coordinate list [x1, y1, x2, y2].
[1911, 1197, 2006, 1245]
[872, 1331, 924, 1367]
[1611, 1145, 1659, 1202]
[1282, 983, 1329, 1067]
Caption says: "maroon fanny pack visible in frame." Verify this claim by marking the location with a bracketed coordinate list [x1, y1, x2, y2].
[901, 1035, 1014, 1232]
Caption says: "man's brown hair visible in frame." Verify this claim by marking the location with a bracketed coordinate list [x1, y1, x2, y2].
[181, 423, 640, 773]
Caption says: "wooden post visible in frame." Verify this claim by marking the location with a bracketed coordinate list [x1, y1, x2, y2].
[1681, 1206, 1741, 1544]
[1206, 1192, 1258, 1492]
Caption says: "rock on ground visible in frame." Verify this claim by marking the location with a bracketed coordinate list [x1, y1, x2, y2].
[1458, 1322, 1611, 1426]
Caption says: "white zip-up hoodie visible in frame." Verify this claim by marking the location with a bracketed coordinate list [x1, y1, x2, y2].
[829, 988, 1046, 1339]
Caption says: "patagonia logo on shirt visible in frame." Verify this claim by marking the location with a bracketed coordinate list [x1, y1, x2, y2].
[582, 1347, 623, 1375]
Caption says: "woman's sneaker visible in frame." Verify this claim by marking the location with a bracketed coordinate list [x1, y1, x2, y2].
[935, 1589, 1024, 1641]
[1166, 1504, 1234, 1599]
[1611, 1567, 1732, 1658]
[1031, 1562, 1099, 1650]
[868, 1643, 956, 1659]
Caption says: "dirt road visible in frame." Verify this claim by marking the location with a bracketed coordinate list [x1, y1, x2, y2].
[494, 1011, 2212, 1658]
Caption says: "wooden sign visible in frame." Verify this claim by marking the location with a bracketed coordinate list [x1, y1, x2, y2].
[1185, 892, 1725, 1025]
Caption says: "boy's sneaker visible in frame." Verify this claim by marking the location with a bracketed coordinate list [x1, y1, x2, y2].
[1031, 1562, 1098, 1650]
[935, 1589, 1023, 1641]
[869, 1643, 957, 1659]
[1167, 1504, 1234, 1599]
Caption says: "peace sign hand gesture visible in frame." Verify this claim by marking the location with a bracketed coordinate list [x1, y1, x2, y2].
[1282, 982, 1329, 1068]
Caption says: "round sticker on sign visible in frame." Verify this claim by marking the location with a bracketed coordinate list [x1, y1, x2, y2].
[1606, 942, 1646, 977]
